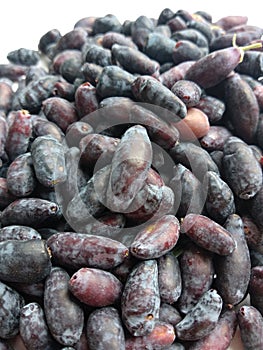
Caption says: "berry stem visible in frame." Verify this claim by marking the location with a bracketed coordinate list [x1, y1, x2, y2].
[232, 33, 263, 62]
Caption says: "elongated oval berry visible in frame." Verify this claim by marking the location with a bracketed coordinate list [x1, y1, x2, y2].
[80, 62, 103, 87]
[55, 146, 88, 209]
[7, 48, 40, 66]
[46, 232, 129, 270]
[203, 171, 236, 224]
[42, 96, 78, 132]
[184, 41, 262, 88]
[95, 96, 133, 130]
[96, 65, 135, 98]
[0, 198, 61, 228]
[237, 305, 263, 350]
[131, 75, 187, 121]
[159, 64, 184, 89]
[181, 214, 236, 255]
[130, 214, 180, 259]
[223, 73, 260, 143]
[214, 15, 248, 31]
[74, 82, 99, 117]
[31, 135, 67, 188]
[112, 44, 160, 75]
[19, 302, 59, 350]
[84, 44, 112, 67]
[86, 307, 125, 350]
[5, 109, 32, 161]
[51, 49, 81, 74]
[125, 321, 176, 350]
[44, 267, 84, 346]
[214, 214, 251, 305]
[175, 289, 223, 341]
[54, 27, 87, 53]
[6, 152, 36, 197]
[171, 27, 208, 48]
[121, 259, 160, 336]
[0, 225, 41, 241]
[18, 75, 61, 113]
[53, 81, 75, 103]
[0, 239, 52, 283]
[158, 253, 182, 304]
[106, 125, 152, 212]
[0, 281, 25, 339]
[69, 267, 122, 307]
[144, 32, 176, 64]
[178, 243, 215, 314]
[222, 136, 262, 200]
[129, 103, 180, 150]
[172, 40, 204, 65]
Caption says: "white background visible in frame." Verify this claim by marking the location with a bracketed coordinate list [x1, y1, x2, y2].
[0, 0, 262, 63]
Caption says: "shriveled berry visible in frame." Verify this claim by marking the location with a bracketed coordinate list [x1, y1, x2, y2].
[7, 48, 40, 66]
